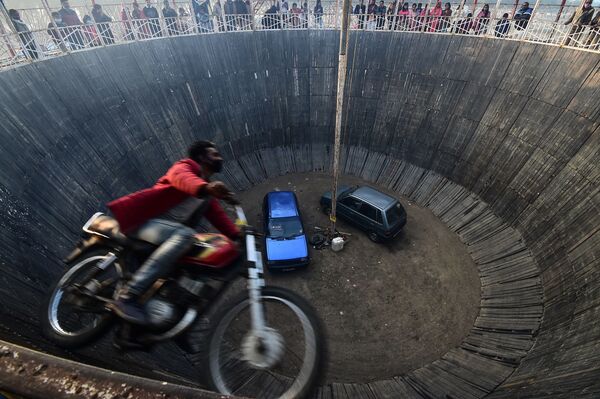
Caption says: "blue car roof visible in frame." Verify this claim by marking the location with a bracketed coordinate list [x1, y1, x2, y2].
[351, 186, 397, 210]
[267, 191, 299, 218]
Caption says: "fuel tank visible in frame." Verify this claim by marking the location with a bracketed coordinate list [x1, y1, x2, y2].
[179, 233, 240, 269]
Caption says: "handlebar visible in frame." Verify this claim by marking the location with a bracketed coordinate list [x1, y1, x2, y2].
[235, 205, 248, 226]
[235, 205, 260, 263]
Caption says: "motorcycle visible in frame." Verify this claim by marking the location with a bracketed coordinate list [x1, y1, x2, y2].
[41, 204, 325, 399]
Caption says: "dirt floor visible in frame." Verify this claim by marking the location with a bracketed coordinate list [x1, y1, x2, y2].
[236, 172, 481, 383]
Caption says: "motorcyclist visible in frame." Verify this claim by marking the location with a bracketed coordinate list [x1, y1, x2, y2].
[107, 141, 240, 325]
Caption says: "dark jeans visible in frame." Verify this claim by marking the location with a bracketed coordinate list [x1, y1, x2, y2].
[124, 219, 196, 296]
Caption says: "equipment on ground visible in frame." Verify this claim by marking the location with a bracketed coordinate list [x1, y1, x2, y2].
[331, 237, 345, 252]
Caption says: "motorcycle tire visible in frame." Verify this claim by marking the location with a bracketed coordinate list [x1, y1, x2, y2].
[204, 286, 326, 399]
[41, 248, 119, 348]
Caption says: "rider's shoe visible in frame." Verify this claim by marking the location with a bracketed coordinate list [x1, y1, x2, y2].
[108, 296, 149, 325]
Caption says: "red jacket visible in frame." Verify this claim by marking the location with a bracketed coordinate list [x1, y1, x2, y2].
[107, 158, 239, 238]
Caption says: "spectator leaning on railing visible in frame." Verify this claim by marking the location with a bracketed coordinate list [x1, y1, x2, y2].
[513, 2, 532, 30]
[386, 1, 396, 30]
[428, 1, 443, 32]
[121, 6, 135, 40]
[263, 3, 279, 29]
[314, 0, 324, 28]
[457, 12, 473, 34]
[212, 0, 224, 32]
[396, 3, 410, 31]
[163, 0, 179, 35]
[290, 2, 301, 27]
[59, 0, 85, 49]
[585, 10, 600, 47]
[564, 0, 594, 46]
[8, 9, 39, 60]
[367, 0, 377, 30]
[375, 0, 386, 29]
[144, 0, 162, 37]
[223, 0, 235, 31]
[354, 0, 366, 29]
[474, 4, 490, 35]
[47, 11, 67, 50]
[92, 4, 115, 44]
[495, 12, 510, 37]
[409, 3, 418, 30]
[440, 2, 452, 32]
[82, 15, 100, 46]
[132, 1, 148, 37]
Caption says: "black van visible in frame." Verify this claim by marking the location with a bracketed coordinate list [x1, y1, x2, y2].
[320, 186, 407, 242]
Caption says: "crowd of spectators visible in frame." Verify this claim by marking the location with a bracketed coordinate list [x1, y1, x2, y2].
[4, 0, 600, 61]
[347, 0, 524, 35]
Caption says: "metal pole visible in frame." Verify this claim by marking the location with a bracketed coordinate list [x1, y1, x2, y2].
[555, 0, 566, 22]
[493, 0, 502, 19]
[511, 0, 519, 17]
[330, 0, 351, 234]
[0, 1, 17, 34]
[457, 0, 466, 18]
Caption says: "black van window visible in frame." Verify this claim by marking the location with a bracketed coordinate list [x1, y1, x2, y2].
[386, 203, 403, 226]
[376, 209, 383, 224]
[341, 196, 362, 211]
[360, 203, 378, 221]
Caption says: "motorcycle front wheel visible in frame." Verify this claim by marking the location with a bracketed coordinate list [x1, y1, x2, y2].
[206, 286, 326, 399]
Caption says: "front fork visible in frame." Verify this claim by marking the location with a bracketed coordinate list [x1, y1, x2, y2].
[245, 233, 267, 333]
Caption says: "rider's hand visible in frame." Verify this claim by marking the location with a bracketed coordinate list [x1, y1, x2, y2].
[223, 194, 240, 206]
[203, 181, 232, 200]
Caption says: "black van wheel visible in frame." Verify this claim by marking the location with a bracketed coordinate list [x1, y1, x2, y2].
[368, 231, 380, 243]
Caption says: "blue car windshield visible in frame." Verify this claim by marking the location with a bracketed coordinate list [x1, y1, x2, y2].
[268, 217, 304, 239]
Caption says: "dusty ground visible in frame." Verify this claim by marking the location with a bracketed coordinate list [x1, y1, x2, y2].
[236, 172, 480, 383]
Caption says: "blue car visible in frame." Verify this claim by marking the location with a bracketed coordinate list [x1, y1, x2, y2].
[263, 191, 310, 270]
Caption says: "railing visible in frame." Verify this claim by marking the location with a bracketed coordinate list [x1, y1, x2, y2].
[2, 11, 599, 71]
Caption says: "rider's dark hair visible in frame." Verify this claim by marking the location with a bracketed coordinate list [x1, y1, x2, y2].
[188, 140, 217, 161]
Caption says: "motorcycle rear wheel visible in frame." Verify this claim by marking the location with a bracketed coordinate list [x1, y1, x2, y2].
[41, 248, 121, 348]
[205, 286, 326, 399]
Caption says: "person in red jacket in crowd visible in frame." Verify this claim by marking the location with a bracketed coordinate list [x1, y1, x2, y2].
[107, 140, 240, 325]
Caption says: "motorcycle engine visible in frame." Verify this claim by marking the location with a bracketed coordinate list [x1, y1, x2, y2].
[145, 298, 184, 330]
